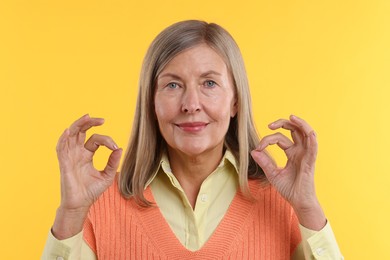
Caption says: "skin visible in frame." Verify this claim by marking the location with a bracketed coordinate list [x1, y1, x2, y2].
[251, 115, 326, 230]
[52, 115, 122, 239]
[52, 45, 326, 240]
[154, 44, 237, 208]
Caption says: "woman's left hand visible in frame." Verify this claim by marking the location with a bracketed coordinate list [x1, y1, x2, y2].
[251, 115, 326, 230]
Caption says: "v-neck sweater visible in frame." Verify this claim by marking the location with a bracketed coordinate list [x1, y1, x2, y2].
[83, 178, 301, 259]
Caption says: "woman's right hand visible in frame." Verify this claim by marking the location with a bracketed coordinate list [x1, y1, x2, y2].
[52, 114, 122, 239]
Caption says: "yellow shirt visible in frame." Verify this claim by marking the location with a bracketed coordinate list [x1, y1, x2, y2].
[42, 150, 343, 259]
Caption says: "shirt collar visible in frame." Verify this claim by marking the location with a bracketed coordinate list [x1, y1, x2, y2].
[145, 149, 239, 188]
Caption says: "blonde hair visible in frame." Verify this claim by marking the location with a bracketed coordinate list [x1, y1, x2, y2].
[119, 20, 265, 205]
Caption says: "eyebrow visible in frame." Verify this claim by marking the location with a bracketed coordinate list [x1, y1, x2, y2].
[158, 70, 222, 80]
[200, 70, 222, 77]
[158, 73, 182, 80]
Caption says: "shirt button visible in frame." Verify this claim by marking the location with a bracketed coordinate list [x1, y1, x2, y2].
[200, 194, 208, 202]
[316, 247, 325, 256]
[56, 257, 64, 260]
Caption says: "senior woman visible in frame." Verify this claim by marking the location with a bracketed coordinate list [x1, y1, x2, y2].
[43, 20, 343, 259]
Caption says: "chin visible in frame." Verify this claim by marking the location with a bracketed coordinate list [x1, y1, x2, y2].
[178, 145, 209, 157]
[174, 142, 224, 158]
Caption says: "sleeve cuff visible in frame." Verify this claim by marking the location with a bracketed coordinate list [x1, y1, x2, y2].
[299, 221, 344, 259]
[41, 230, 83, 260]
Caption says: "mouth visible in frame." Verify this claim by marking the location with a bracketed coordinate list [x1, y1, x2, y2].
[176, 122, 208, 132]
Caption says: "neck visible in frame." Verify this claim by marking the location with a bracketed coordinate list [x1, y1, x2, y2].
[167, 145, 224, 209]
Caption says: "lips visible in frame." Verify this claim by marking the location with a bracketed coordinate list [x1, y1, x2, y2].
[176, 122, 208, 132]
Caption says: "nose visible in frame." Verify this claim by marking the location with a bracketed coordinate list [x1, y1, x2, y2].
[181, 87, 201, 113]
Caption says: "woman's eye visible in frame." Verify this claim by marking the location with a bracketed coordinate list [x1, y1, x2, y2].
[167, 83, 179, 89]
[205, 80, 216, 88]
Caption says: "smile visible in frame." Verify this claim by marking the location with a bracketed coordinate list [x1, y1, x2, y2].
[176, 122, 208, 132]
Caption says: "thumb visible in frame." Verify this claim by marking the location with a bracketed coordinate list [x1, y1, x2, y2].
[251, 149, 277, 181]
[103, 148, 123, 177]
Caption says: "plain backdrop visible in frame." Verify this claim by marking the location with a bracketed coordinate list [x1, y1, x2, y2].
[1, 0, 389, 259]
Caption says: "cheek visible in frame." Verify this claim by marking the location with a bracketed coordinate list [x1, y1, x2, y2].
[213, 96, 236, 119]
[209, 105, 233, 128]
[221, 99, 236, 128]
[230, 101, 238, 117]
[154, 100, 165, 127]
[154, 106, 166, 125]
[154, 100, 175, 125]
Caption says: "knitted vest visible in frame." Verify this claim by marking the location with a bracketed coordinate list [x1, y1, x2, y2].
[83, 179, 301, 259]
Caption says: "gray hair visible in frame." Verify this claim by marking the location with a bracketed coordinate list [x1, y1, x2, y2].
[119, 20, 265, 205]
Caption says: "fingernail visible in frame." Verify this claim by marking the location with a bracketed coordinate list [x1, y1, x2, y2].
[113, 144, 118, 150]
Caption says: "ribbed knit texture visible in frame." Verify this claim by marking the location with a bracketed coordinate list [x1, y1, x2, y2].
[83, 179, 301, 259]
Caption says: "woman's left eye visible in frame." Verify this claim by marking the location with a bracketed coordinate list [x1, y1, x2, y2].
[204, 80, 216, 88]
[167, 83, 179, 89]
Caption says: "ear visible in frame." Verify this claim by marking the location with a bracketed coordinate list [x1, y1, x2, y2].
[231, 97, 238, 118]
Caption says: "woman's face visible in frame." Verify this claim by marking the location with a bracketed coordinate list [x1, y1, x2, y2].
[154, 44, 237, 158]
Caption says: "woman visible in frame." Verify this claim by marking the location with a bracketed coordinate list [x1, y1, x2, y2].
[43, 20, 342, 259]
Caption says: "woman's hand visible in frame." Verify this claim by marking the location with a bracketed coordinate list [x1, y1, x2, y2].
[52, 114, 122, 239]
[251, 115, 326, 230]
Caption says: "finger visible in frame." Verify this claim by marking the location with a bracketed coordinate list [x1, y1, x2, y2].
[56, 128, 71, 173]
[68, 114, 105, 137]
[256, 133, 294, 151]
[102, 148, 123, 177]
[268, 119, 303, 144]
[268, 119, 296, 131]
[56, 128, 70, 157]
[289, 115, 314, 137]
[250, 150, 278, 180]
[84, 134, 119, 153]
[303, 131, 318, 165]
[289, 115, 319, 150]
[68, 115, 105, 146]
[76, 116, 105, 146]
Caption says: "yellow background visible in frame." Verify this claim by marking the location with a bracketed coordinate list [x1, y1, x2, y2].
[1, 0, 389, 259]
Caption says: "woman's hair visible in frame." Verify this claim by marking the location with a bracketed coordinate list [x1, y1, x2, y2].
[119, 20, 266, 205]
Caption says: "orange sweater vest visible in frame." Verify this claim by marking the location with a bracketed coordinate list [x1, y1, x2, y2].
[83, 179, 301, 259]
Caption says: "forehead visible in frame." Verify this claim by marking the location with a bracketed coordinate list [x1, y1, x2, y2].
[159, 44, 228, 75]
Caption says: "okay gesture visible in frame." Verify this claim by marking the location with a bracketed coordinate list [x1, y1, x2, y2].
[251, 115, 326, 230]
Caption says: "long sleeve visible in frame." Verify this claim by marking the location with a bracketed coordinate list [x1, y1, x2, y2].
[41, 230, 96, 260]
[292, 221, 344, 259]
